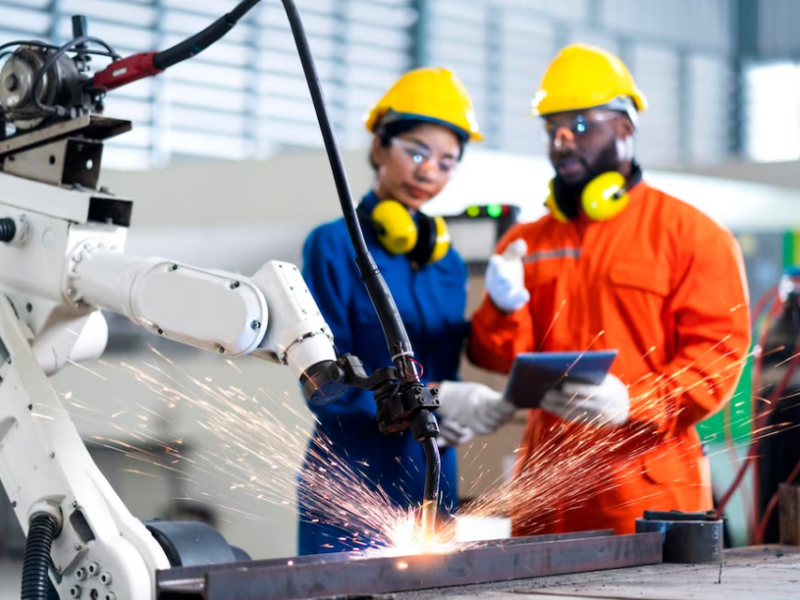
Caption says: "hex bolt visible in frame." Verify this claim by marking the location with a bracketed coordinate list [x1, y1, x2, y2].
[69, 585, 81, 598]
[75, 567, 87, 581]
[99, 572, 112, 585]
[87, 562, 99, 576]
[229, 281, 240, 289]
[169, 264, 178, 271]
[217, 345, 225, 354]
[251, 320, 261, 330]
[104, 593, 116, 600]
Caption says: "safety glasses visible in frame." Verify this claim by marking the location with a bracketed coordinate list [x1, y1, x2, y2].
[542, 110, 622, 143]
[391, 137, 459, 175]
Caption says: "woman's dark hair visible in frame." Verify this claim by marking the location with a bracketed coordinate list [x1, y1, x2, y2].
[369, 119, 466, 170]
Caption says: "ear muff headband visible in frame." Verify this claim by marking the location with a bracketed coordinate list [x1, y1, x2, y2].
[363, 199, 451, 264]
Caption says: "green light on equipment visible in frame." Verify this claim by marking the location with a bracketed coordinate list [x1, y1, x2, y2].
[487, 204, 502, 218]
[466, 206, 480, 217]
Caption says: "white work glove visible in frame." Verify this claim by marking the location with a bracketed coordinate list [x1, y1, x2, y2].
[435, 381, 516, 436]
[485, 239, 530, 313]
[436, 418, 475, 448]
[541, 374, 630, 427]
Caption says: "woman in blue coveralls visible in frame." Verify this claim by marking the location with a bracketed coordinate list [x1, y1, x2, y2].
[298, 67, 517, 555]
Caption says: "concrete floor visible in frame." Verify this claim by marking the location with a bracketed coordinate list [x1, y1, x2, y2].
[399, 546, 800, 600]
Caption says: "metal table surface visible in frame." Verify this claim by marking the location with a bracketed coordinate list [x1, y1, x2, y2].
[394, 545, 800, 600]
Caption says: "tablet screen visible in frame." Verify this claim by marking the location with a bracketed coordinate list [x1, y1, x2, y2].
[504, 350, 618, 409]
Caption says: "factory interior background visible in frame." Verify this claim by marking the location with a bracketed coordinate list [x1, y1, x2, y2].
[2, 0, 800, 593]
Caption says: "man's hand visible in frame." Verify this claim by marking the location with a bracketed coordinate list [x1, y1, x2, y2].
[541, 374, 630, 427]
[485, 239, 530, 313]
[435, 381, 516, 435]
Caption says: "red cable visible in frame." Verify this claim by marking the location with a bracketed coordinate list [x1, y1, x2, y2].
[716, 287, 781, 515]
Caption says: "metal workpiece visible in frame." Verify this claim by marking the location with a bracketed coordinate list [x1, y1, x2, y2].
[156, 530, 663, 600]
[636, 510, 723, 563]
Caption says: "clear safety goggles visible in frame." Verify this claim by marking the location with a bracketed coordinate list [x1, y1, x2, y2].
[541, 110, 623, 143]
[391, 137, 459, 175]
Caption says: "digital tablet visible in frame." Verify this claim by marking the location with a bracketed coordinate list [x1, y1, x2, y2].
[504, 350, 618, 409]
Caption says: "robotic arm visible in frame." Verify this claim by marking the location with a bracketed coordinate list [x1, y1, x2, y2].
[0, 159, 345, 600]
[0, 2, 442, 599]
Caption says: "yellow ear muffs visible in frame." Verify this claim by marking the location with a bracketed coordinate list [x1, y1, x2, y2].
[544, 180, 570, 223]
[370, 200, 450, 265]
[581, 171, 629, 221]
[371, 199, 417, 254]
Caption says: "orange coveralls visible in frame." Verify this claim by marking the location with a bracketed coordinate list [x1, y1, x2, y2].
[469, 181, 751, 535]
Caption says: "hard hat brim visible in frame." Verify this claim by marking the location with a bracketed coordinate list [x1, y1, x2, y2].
[372, 110, 483, 143]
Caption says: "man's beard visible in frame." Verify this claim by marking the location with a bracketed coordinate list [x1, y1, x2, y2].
[554, 140, 622, 220]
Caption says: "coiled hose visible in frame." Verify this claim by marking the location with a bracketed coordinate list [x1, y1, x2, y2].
[21, 513, 57, 600]
[0, 217, 16, 243]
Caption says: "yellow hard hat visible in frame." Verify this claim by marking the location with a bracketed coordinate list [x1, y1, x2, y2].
[364, 67, 483, 142]
[532, 44, 647, 117]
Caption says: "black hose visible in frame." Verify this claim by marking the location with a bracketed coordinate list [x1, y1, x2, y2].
[21, 513, 57, 600]
[279, 0, 417, 379]
[0, 217, 16, 243]
[153, 0, 262, 70]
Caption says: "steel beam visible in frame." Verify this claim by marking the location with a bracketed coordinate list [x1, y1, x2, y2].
[156, 530, 663, 600]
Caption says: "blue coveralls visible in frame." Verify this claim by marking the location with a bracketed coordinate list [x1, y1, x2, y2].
[298, 191, 469, 555]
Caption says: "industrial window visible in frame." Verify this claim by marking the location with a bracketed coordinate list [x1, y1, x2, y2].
[744, 61, 800, 163]
[0, 0, 414, 168]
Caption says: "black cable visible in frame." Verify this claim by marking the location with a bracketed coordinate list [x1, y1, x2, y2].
[152, 0, 262, 70]
[280, 0, 417, 379]
[0, 40, 116, 60]
[21, 513, 57, 600]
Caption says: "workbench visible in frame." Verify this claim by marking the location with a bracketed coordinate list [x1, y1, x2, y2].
[400, 546, 799, 600]
[156, 528, 799, 600]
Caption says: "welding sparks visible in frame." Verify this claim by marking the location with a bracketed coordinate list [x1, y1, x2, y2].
[57, 338, 789, 557]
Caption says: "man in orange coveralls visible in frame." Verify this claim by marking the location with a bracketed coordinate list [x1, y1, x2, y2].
[466, 44, 751, 536]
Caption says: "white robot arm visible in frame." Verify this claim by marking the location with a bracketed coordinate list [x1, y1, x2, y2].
[0, 130, 342, 600]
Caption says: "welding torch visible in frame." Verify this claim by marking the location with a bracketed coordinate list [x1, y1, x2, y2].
[275, 0, 443, 535]
[280, 0, 443, 535]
